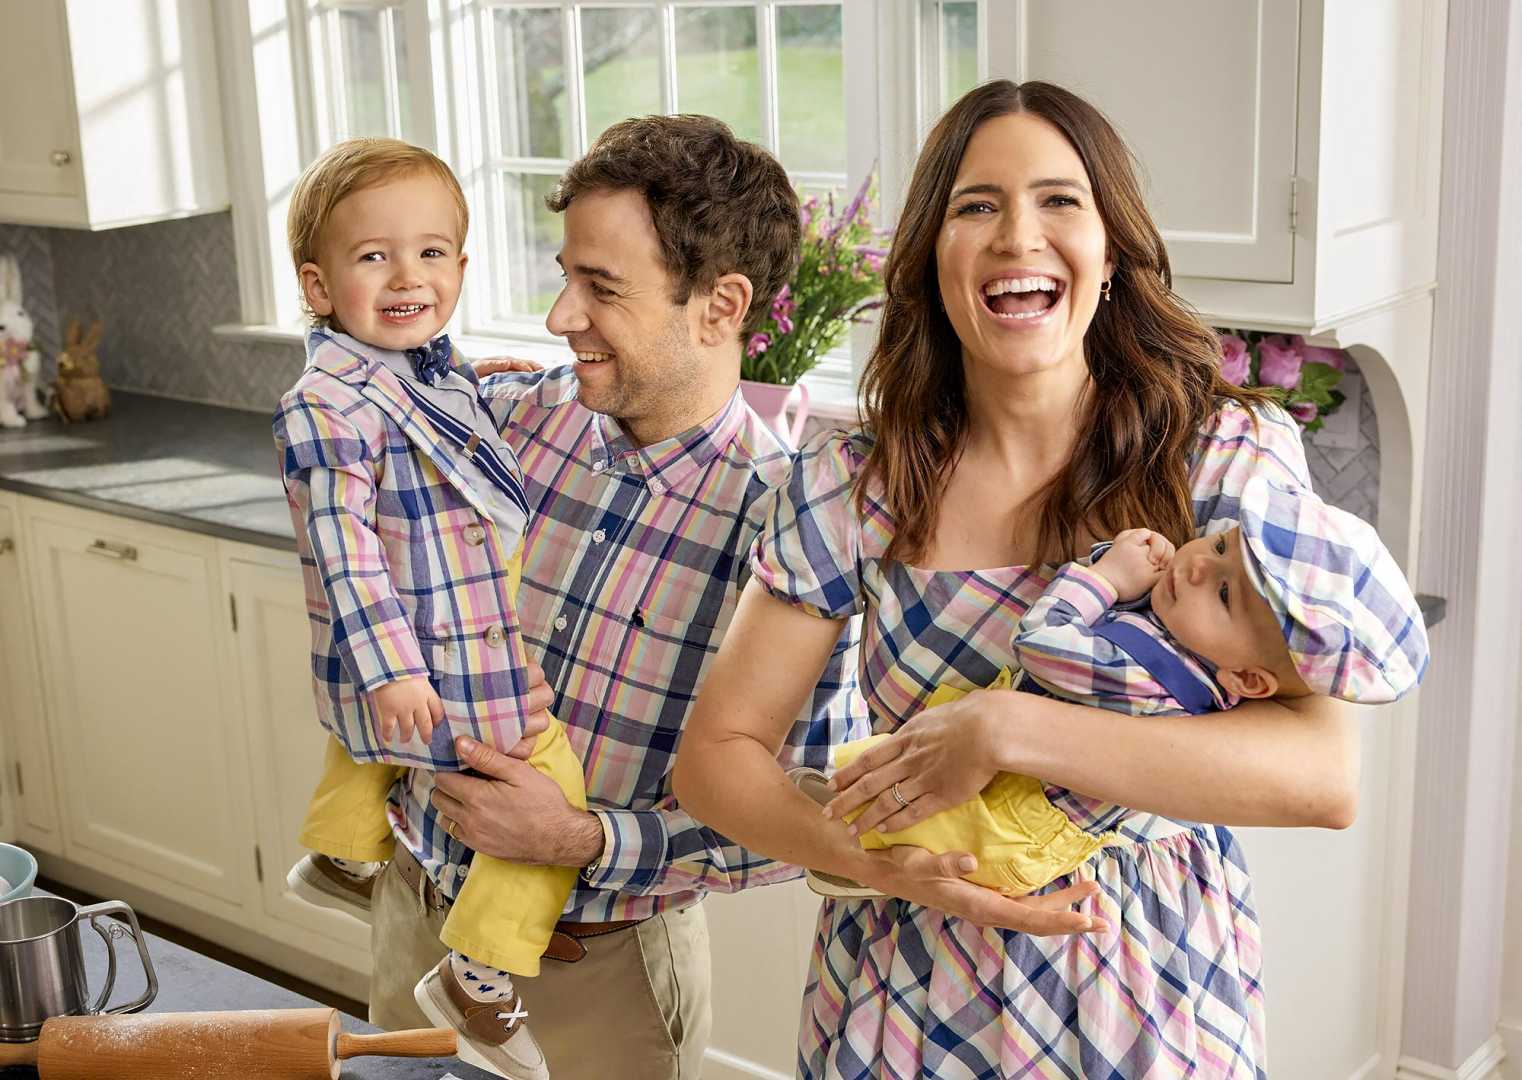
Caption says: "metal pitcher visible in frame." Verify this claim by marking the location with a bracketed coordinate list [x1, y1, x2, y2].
[0, 894, 158, 1042]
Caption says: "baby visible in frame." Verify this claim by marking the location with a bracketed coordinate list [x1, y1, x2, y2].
[273, 137, 579, 1080]
[796, 476, 1429, 897]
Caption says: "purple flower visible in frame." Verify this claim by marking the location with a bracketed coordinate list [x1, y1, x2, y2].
[1301, 344, 1347, 371]
[771, 285, 795, 320]
[1218, 334, 1251, 385]
[746, 333, 771, 359]
[1288, 401, 1319, 425]
[1257, 337, 1304, 390]
[774, 315, 794, 335]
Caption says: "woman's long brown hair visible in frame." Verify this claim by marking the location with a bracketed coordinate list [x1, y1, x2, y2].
[858, 80, 1273, 567]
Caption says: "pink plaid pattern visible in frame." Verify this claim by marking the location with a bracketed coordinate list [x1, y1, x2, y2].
[753, 402, 1312, 1079]
[275, 331, 538, 773]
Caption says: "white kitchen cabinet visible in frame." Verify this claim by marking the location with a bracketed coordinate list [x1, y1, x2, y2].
[0, 496, 63, 851]
[23, 499, 256, 921]
[0, 0, 228, 229]
[221, 543, 370, 976]
[986, 0, 1446, 333]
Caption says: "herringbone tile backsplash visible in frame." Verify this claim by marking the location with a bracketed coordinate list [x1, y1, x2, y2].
[5, 213, 1382, 520]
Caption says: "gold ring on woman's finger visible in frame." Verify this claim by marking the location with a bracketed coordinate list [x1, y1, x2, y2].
[891, 781, 910, 808]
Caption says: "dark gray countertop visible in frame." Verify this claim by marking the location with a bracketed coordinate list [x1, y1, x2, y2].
[0, 392, 294, 551]
[2, 890, 488, 1079]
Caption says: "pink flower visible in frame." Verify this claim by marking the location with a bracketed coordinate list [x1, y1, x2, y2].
[1301, 344, 1347, 371]
[863, 252, 884, 272]
[774, 315, 794, 335]
[771, 285, 795, 320]
[1218, 334, 1251, 385]
[1288, 401, 1319, 425]
[746, 333, 771, 359]
[1257, 337, 1304, 390]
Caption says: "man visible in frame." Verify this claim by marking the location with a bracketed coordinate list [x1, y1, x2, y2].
[366, 114, 863, 1080]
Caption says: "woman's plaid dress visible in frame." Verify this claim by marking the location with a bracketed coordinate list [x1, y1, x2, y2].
[751, 403, 1313, 1079]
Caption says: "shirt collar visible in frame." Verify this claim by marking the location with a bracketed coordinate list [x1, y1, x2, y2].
[310, 328, 475, 389]
[588, 387, 747, 494]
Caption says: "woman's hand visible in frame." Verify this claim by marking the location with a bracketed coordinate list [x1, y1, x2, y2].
[473, 355, 543, 377]
[859, 846, 1108, 936]
[826, 690, 1010, 835]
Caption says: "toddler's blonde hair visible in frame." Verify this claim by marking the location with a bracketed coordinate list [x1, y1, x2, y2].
[287, 138, 469, 323]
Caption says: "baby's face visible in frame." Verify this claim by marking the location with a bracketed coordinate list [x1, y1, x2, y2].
[1150, 526, 1284, 672]
[302, 172, 466, 351]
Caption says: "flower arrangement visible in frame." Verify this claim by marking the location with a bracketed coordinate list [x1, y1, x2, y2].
[1216, 330, 1349, 433]
[742, 175, 888, 386]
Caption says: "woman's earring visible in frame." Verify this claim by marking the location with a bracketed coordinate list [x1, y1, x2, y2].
[1100, 279, 1113, 302]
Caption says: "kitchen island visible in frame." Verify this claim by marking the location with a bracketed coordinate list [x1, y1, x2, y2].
[1, 889, 491, 1079]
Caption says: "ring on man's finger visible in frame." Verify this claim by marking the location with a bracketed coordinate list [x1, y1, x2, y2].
[891, 781, 911, 809]
[443, 815, 460, 841]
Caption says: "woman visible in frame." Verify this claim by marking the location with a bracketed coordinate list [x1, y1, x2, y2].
[672, 81, 1355, 1078]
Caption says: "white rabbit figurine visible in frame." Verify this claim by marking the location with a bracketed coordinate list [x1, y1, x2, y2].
[0, 254, 49, 429]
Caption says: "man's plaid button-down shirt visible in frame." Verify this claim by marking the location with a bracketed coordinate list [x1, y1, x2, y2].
[388, 365, 866, 922]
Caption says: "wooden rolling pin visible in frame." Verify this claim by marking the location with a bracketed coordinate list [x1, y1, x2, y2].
[0, 1007, 456, 1079]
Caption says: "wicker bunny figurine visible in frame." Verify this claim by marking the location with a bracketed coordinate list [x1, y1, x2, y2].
[0, 254, 49, 428]
[54, 319, 110, 422]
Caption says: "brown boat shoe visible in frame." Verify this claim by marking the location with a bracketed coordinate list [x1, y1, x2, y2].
[285, 854, 376, 924]
[414, 957, 549, 1080]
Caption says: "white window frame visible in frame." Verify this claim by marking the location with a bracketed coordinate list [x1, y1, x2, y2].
[214, 0, 979, 414]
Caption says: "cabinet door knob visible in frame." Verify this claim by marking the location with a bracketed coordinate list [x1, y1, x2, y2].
[0, 538, 13, 555]
[51, 150, 72, 166]
[88, 539, 138, 561]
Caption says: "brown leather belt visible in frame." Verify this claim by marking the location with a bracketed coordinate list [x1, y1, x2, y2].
[391, 844, 639, 964]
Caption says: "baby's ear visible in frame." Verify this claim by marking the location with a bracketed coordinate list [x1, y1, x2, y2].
[299, 262, 334, 318]
[1218, 666, 1279, 700]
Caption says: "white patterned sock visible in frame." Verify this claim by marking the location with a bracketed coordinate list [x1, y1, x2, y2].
[449, 951, 518, 1004]
[326, 857, 382, 882]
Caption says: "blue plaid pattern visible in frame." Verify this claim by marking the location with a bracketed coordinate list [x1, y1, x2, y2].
[753, 402, 1312, 1079]
[386, 365, 866, 920]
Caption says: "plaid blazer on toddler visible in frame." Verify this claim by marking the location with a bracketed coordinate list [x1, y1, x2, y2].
[273, 330, 536, 770]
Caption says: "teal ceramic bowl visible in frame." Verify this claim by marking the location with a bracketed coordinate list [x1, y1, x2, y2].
[0, 842, 38, 904]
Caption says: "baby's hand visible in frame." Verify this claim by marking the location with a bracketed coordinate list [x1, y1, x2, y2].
[370, 677, 445, 744]
[474, 356, 543, 377]
[1092, 528, 1175, 602]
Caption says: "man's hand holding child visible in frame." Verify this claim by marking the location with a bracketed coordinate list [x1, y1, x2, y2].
[370, 676, 445, 744]
[1092, 528, 1175, 602]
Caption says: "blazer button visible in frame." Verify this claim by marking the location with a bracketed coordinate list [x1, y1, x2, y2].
[464, 524, 486, 546]
[485, 625, 506, 647]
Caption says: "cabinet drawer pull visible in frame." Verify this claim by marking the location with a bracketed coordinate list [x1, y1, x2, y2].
[52, 149, 72, 166]
[0, 538, 13, 555]
[88, 539, 138, 561]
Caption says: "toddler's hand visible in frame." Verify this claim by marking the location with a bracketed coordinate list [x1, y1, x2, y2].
[474, 356, 542, 377]
[1092, 528, 1175, 602]
[370, 677, 445, 744]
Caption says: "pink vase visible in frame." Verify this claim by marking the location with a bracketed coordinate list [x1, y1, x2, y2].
[739, 379, 810, 448]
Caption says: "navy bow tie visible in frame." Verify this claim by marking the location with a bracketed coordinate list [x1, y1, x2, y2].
[405, 335, 454, 385]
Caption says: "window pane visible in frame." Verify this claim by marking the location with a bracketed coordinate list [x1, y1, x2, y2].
[940, 2, 978, 108]
[495, 172, 564, 319]
[337, 9, 389, 137]
[775, 5, 844, 173]
[581, 7, 661, 144]
[493, 7, 569, 159]
[675, 6, 761, 145]
[392, 10, 411, 136]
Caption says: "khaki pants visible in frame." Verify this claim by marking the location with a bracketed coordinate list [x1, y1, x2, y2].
[369, 858, 713, 1080]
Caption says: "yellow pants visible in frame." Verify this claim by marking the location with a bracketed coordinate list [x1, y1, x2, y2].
[837, 669, 1118, 895]
[298, 547, 586, 977]
[300, 721, 584, 977]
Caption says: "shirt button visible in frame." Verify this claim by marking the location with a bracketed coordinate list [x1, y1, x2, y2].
[649, 480, 665, 495]
[592, 529, 606, 544]
[463, 524, 486, 546]
[554, 615, 568, 632]
[485, 625, 506, 647]
[457, 863, 468, 879]
[592, 459, 607, 473]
